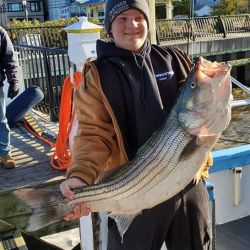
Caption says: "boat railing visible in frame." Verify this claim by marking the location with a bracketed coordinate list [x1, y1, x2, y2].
[231, 77, 250, 107]
[156, 14, 250, 44]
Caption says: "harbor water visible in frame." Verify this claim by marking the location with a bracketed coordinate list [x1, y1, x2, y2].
[214, 87, 250, 150]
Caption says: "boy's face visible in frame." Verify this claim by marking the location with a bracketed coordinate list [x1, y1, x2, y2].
[110, 8, 148, 53]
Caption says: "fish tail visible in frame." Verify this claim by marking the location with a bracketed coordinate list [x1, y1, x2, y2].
[14, 188, 62, 231]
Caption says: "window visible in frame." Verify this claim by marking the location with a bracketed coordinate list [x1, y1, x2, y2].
[98, 11, 104, 17]
[7, 3, 24, 12]
[30, 1, 41, 12]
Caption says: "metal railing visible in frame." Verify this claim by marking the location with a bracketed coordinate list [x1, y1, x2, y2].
[14, 45, 70, 121]
[7, 25, 68, 48]
[156, 14, 250, 44]
[6, 14, 250, 47]
[9, 14, 249, 121]
[231, 77, 250, 107]
[221, 15, 250, 36]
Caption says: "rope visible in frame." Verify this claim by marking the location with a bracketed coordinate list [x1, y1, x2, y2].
[50, 71, 82, 170]
[23, 120, 55, 148]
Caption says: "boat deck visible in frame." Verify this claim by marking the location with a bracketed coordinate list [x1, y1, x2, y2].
[0, 113, 80, 249]
[160, 216, 250, 250]
[0, 104, 249, 249]
[216, 216, 250, 250]
[0, 125, 64, 193]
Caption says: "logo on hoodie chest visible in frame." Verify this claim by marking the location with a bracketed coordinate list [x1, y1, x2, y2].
[155, 71, 174, 81]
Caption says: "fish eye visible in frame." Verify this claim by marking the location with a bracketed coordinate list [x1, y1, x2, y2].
[190, 82, 196, 89]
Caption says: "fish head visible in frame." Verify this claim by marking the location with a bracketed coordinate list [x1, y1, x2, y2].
[178, 57, 233, 141]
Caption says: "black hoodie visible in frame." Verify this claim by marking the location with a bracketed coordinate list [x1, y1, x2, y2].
[93, 39, 192, 160]
[0, 26, 18, 86]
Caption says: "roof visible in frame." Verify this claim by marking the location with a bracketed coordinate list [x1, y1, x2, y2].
[76, 0, 105, 5]
[195, 5, 212, 16]
[64, 16, 102, 32]
[173, 14, 189, 20]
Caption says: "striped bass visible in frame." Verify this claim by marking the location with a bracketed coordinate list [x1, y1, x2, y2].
[14, 57, 232, 237]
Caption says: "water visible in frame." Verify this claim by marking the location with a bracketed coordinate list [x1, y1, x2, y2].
[214, 88, 250, 150]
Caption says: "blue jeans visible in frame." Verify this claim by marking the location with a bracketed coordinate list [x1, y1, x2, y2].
[0, 86, 10, 157]
[6, 86, 44, 128]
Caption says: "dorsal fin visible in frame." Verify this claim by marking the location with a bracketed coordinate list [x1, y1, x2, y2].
[98, 163, 130, 183]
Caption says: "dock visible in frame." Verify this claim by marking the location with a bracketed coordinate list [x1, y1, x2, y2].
[0, 88, 249, 249]
[0, 126, 63, 192]
[216, 216, 250, 250]
[0, 113, 80, 249]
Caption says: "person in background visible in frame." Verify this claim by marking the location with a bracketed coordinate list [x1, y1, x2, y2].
[0, 26, 19, 169]
[60, 0, 213, 249]
[6, 85, 44, 128]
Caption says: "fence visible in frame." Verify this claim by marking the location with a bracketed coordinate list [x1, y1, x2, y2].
[156, 14, 250, 44]
[8, 14, 250, 47]
[8, 14, 250, 120]
[14, 45, 70, 121]
[8, 25, 68, 48]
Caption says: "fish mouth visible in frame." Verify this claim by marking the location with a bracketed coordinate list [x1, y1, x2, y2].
[180, 57, 232, 138]
[195, 58, 232, 87]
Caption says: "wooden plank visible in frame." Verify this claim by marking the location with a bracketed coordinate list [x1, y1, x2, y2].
[0, 122, 79, 240]
[0, 163, 64, 192]
[0, 126, 65, 193]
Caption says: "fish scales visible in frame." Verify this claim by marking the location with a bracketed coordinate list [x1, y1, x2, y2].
[14, 57, 232, 236]
[87, 115, 178, 194]
[72, 120, 192, 210]
[102, 114, 178, 186]
[116, 133, 193, 208]
[72, 117, 183, 203]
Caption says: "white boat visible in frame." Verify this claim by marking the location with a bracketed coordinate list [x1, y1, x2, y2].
[79, 78, 250, 250]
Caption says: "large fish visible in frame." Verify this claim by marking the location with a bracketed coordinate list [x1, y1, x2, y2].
[14, 57, 232, 237]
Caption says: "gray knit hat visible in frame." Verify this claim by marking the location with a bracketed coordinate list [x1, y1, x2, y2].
[104, 0, 150, 34]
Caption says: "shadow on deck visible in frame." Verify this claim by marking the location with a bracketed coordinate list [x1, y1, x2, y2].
[0, 118, 80, 249]
[0, 125, 64, 192]
[216, 216, 250, 250]
[1, 105, 250, 249]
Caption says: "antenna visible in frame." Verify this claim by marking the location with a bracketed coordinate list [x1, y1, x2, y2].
[188, 0, 195, 62]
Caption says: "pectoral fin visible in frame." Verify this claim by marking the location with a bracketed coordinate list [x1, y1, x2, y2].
[108, 212, 140, 240]
[179, 136, 202, 161]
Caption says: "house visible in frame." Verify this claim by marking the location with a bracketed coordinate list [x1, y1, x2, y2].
[75, 0, 174, 22]
[194, 0, 220, 16]
[58, 1, 87, 20]
[195, 5, 212, 17]
[42, 0, 86, 21]
[75, 0, 105, 23]
[36, 0, 175, 22]
[0, 0, 44, 26]
[42, 0, 72, 20]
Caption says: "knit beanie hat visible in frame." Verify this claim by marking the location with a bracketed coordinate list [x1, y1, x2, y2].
[104, 0, 150, 34]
